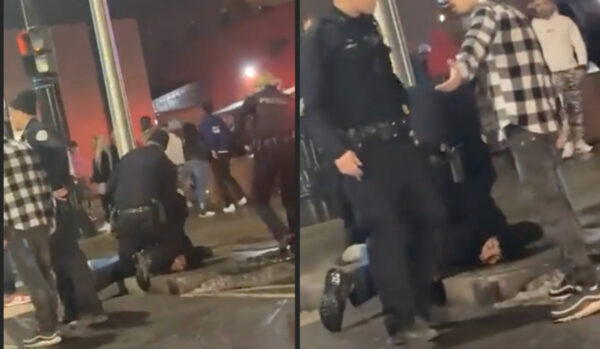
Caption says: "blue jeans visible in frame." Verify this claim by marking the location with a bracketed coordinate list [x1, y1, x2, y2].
[184, 160, 210, 207]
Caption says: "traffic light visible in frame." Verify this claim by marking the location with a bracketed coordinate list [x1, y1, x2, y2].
[16, 27, 57, 77]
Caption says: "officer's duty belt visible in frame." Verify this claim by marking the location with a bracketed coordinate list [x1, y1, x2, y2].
[343, 119, 412, 148]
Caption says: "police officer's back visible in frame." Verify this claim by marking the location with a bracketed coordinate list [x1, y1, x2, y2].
[240, 83, 296, 250]
[106, 129, 178, 212]
[241, 84, 295, 140]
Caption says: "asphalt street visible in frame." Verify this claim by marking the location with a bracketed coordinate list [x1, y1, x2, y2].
[300, 299, 600, 349]
[5, 293, 294, 349]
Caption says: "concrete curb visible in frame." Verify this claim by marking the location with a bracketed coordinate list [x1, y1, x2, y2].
[100, 259, 296, 298]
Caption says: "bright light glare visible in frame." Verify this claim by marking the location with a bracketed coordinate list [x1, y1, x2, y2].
[439, 14, 446, 23]
[243, 65, 257, 78]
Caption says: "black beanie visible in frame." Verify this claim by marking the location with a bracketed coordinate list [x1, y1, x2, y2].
[10, 90, 37, 116]
[147, 129, 170, 150]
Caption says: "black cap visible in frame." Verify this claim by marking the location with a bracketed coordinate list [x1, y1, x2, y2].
[147, 129, 170, 150]
[10, 90, 37, 115]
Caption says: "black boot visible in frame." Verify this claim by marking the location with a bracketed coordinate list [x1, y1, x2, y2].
[319, 269, 354, 332]
[133, 252, 152, 292]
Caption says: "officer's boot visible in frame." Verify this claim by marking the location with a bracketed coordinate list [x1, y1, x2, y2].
[319, 268, 354, 333]
[133, 251, 152, 292]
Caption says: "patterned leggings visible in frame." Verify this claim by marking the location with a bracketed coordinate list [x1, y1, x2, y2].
[553, 69, 585, 143]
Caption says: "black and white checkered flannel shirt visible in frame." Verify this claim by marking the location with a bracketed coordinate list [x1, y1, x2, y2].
[456, 0, 562, 146]
[3, 137, 54, 231]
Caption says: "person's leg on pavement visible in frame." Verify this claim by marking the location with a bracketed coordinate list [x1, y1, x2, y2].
[506, 126, 599, 322]
[8, 226, 60, 342]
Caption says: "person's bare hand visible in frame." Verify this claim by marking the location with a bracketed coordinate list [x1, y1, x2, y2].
[335, 151, 363, 180]
[480, 237, 502, 265]
[53, 187, 69, 201]
[211, 150, 219, 160]
[435, 60, 464, 92]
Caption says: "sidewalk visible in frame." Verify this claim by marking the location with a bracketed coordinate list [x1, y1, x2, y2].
[299, 150, 600, 310]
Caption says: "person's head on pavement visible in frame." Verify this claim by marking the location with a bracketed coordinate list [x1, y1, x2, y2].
[146, 129, 170, 151]
[9, 90, 37, 131]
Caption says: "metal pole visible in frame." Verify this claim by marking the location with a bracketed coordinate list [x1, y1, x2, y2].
[375, 0, 416, 87]
[89, 0, 135, 156]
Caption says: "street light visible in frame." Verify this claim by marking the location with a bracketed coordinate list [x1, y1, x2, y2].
[243, 64, 258, 78]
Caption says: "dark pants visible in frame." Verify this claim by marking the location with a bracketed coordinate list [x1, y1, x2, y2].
[94, 210, 189, 291]
[51, 201, 103, 321]
[343, 139, 447, 335]
[7, 225, 58, 336]
[4, 252, 17, 294]
[504, 126, 597, 286]
[210, 154, 245, 206]
[253, 141, 296, 243]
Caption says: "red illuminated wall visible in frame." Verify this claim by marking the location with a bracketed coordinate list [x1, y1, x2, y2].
[155, 3, 295, 109]
[51, 24, 111, 177]
[113, 19, 155, 138]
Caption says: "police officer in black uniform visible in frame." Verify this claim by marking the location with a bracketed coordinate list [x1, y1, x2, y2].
[240, 82, 296, 252]
[9, 90, 105, 325]
[301, 1, 448, 344]
[101, 129, 192, 291]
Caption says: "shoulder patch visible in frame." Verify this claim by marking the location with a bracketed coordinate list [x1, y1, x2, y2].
[35, 130, 49, 142]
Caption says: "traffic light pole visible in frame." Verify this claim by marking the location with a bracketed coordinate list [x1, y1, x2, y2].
[19, 0, 71, 143]
[89, 0, 135, 156]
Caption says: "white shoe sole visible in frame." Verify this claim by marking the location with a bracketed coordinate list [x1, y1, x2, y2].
[553, 297, 600, 323]
[24, 336, 62, 348]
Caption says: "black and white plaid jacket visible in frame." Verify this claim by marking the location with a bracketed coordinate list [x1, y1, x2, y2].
[456, 0, 560, 144]
[3, 137, 54, 231]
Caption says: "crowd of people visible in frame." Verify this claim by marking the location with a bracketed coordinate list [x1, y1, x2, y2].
[301, 0, 598, 345]
[3, 74, 296, 347]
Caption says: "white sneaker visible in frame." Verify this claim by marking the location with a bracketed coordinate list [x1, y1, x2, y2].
[223, 204, 236, 214]
[561, 141, 575, 159]
[98, 222, 111, 233]
[574, 140, 594, 154]
[198, 210, 216, 218]
[237, 197, 248, 206]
